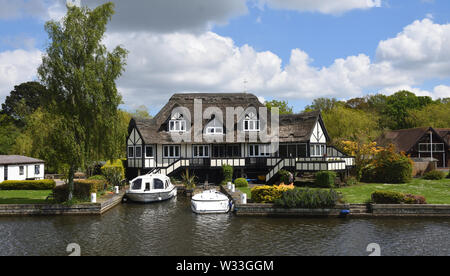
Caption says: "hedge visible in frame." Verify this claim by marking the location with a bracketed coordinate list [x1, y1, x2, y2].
[52, 179, 108, 203]
[251, 184, 295, 203]
[423, 170, 446, 180]
[314, 171, 337, 188]
[234, 178, 248, 188]
[275, 188, 341, 209]
[371, 190, 427, 204]
[101, 159, 125, 180]
[0, 180, 56, 190]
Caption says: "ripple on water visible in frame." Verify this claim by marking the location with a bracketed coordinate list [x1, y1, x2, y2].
[0, 198, 449, 256]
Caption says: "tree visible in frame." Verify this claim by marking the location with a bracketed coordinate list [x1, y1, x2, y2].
[304, 98, 343, 112]
[131, 105, 153, 119]
[407, 102, 450, 128]
[38, 3, 128, 200]
[265, 100, 293, 115]
[1, 82, 48, 126]
[0, 114, 20, 155]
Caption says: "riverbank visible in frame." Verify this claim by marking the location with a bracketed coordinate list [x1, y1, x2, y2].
[0, 189, 125, 216]
[221, 185, 450, 217]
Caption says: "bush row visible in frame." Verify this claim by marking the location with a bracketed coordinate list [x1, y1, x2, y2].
[0, 180, 56, 190]
[275, 188, 342, 209]
[53, 180, 108, 203]
[371, 190, 427, 204]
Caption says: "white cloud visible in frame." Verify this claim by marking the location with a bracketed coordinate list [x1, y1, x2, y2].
[0, 49, 42, 103]
[256, 0, 382, 15]
[0, 0, 57, 20]
[381, 85, 450, 99]
[376, 19, 450, 79]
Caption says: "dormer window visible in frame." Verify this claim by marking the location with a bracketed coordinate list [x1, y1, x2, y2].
[206, 127, 223, 135]
[169, 112, 186, 132]
[205, 115, 223, 135]
[244, 112, 260, 132]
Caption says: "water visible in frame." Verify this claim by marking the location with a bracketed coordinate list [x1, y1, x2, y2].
[0, 197, 449, 256]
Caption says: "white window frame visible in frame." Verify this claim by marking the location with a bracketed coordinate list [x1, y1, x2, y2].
[163, 145, 180, 158]
[310, 144, 326, 157]
[418, 143, 444, 152]
[169, 120, 187, 132]
[206, 127, 223, 135]
[193, 145, 210, 158]
[248, 144, 271, 157]
[243, 112, 260, 132]
[135, 146, 142, 158]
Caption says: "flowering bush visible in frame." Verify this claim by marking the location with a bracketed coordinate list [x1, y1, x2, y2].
[251, 184, 295, 203]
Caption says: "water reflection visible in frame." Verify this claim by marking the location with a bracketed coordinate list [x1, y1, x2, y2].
[0, 197, 449, 256]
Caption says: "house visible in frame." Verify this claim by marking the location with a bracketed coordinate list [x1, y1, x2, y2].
[376, 127, 450, 168]
[0, 155, 45, 182]
[126, 93, 355, 183]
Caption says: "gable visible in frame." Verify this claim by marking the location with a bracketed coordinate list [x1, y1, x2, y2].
[310, 121, 327, 143]
[128, 128, 143, 146]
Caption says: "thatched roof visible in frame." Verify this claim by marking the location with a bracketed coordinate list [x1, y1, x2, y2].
[0, 155, 44, 166]
[376, 127, 450, 152]
[129, 93, 324, 144]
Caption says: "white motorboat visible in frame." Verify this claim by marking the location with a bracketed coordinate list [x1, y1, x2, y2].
[191, 190, 231, 214]
[126, 174, 177, 203]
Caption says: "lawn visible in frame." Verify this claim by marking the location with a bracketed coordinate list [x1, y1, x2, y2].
[0, 190, 53, 204]
[338, 178, 450, 204]
[237, 187, 252, 199]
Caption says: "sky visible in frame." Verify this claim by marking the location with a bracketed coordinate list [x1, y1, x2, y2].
[0, 0, 450, 115]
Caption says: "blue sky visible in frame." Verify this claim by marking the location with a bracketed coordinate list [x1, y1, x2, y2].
[1, 0, 450, 114]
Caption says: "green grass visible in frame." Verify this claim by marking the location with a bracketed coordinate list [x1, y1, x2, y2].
[237, 187, 252, 199]
[338, 178, 450, 204]
[0, 190, 53, 204]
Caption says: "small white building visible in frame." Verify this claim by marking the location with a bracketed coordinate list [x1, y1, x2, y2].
[0, 155, 45, 182]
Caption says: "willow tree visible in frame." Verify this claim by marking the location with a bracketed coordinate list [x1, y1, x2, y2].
[38, 3, 127, 200]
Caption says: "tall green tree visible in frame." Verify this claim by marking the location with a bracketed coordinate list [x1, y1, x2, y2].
[304, 98, 343, 112]
[1, 81, 48, 126]
[38, 3, 128, 199]
[0, 114, 20, 155]
[265, 100, 293, 115]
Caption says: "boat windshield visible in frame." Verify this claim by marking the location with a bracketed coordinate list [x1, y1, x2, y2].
[132, 179, 142, 190]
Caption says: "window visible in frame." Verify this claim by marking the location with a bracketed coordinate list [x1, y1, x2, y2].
[193, 145, 210, 158]
[135, 146, 142, 158]
[145, 182, 151, 191]
[132, 179, 142, 190]
[212, 144, 241, 158]
[310, 144, 326, 157]
[163, 145, 180, 158]
[145, 146, 154, 158]
[243, 112, 260, 132]
[169, 112, 187, 132]
[153, 178, 165, 190]
[206, 127, 223, 135]
[419, 143, 444, 152]
[19, 166, 24, 176]
[35, 165, 40, 175]
[128, 146, 134, 158]
[249, 144, 271, 157]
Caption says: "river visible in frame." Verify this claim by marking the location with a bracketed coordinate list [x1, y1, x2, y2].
[0, 197, 449, 256]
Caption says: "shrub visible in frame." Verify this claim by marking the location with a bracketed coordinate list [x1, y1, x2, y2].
[222, 165, 233, 185]
[361, 146, 413, 184]
[234, 178, 248, 188]
[0, 180, 56, 190]
[403, 194, 427, 204]
[101, 159, 125, 180]
[251, 184, 294, 203]
[371, 191, 405, 204]
[345, 176, 358, 186]
[278, 170, 292, 184]
[447, 171, 450, 179]
[88, 175, 106, 181]
[275, 188, 342, 209]
[423, 170, 445, 180]
[52, 180, 107, 203]
[314, 171, 337, 188]
[102, 167, 123, 187]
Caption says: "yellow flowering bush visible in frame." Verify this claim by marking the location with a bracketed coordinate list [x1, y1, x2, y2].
[251, 184, 295, 203]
